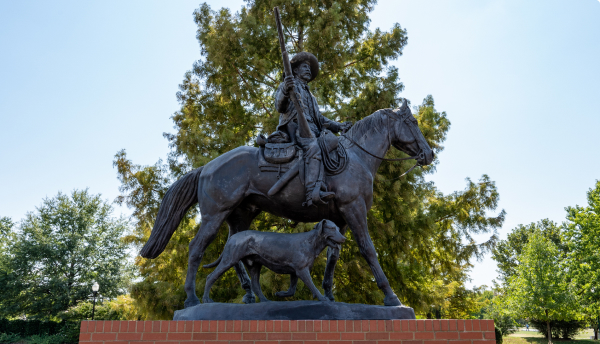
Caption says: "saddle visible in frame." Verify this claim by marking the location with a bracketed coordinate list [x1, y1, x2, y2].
[256, 130, 348, 196]
[257, 142, 301, 176]
[257, 130, 346, 172]
[257, 141, 304, 196]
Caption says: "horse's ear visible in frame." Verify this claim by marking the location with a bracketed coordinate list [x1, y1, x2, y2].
[400, 99, 408, 110]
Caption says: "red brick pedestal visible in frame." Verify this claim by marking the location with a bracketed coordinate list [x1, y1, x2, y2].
[79, 319, 496, 344]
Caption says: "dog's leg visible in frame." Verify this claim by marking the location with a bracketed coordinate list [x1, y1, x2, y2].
[202, 249, 240, 304]
[248, 264, 270, 302]
[297, 268, 329, 302]
[226, 206, 261, 304]
[275, 273, 298, 298]
[323, 224, 347, 301]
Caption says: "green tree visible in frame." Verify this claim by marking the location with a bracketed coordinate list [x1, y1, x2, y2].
[0, 217, 14, 313]
[115, 1, 504, 319]
[482, 295, 518, 338]
[0, 190, 132, 319]
[492, 219, 565, 285]
[0, 216, 13, 259]
[0, 216, 12, 237]
[501, 232, 577, 344]
[564, 181, 600, 339]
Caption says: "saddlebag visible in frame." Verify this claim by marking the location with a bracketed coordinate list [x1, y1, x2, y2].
[263, 142, 297, 164]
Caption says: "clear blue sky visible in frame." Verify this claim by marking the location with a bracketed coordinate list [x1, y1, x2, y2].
[1, 0, 599, 288]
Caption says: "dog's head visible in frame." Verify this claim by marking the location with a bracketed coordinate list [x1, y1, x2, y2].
[315, 219, 346, 248]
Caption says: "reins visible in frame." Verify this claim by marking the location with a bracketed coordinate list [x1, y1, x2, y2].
[341, 109, 424, 180]
[341, 134, 419, 162]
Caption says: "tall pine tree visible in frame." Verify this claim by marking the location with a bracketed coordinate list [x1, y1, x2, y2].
[115, 0, 504, 319]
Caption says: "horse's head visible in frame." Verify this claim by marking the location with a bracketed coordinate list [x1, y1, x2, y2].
[389, 100, 435, 166]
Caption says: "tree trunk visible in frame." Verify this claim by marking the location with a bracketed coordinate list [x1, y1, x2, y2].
[545, 309, 552, 344]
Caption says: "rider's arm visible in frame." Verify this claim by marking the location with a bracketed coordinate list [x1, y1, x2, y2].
[321, 116, 342, 133]
[274, 82, 290, 113]
[286, 121, 298, 145]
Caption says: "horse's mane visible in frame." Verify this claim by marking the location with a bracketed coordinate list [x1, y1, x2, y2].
[344, 109, 391, 141]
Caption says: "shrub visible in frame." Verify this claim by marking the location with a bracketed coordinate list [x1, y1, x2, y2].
[0, 320, 80, 344]
[0, 333, 21, 344]
[530, 319, 585, 340]
[494, 327, 502, 344]
[27, 334, 65, 344]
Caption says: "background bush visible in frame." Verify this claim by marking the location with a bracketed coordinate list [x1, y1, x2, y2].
[0, 319, 79, 344]
[530, 319, 586, 340]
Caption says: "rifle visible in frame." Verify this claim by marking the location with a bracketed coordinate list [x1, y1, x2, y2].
[273, 7, 314, 139]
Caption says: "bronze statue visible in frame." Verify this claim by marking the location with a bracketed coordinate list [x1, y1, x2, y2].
[138, 7, 435, 311]
[269, 8, 352, 207]
[201, 220, 346, 303]
[140, 103, 434, 308]
[271, 53, 351, 206]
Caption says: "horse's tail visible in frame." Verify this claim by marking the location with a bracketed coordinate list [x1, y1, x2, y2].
[140, 166, 203, 259]
[202, 254, 222, 269]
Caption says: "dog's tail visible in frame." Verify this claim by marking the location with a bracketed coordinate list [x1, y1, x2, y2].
[202, 253, 223, 268]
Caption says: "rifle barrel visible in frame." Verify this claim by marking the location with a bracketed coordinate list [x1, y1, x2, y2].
[273, 7, 314, 139]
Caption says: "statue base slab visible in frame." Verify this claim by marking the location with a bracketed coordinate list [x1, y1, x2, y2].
[173, 301, 415, 320]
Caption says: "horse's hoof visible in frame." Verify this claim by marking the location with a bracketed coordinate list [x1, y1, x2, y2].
[184, 297, 201, 308]
[384, 294, 402, 306]
[243, 293, 256, 304]
[275, 291, 293, 298]
[324, 290, 335, 302]
[202, 297, 214, 304]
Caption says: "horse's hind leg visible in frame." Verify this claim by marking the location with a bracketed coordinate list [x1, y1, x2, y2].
[322, 223, 347, 301]
[226, 206, 261, 304]
[184, 211, 228, 308]
[248, 263, 270, 302]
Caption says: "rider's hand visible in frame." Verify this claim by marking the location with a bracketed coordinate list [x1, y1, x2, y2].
[340, 121, 353, 133]
[283, 75, 295, 96]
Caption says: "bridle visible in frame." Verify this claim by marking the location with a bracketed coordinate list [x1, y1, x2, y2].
[341, 108, 426, 179]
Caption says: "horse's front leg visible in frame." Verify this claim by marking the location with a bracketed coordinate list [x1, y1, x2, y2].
[340, 201, 402, 306]
[322, 224, 347, 301]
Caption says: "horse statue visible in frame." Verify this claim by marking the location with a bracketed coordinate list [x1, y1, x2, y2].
[139, 103, 434, 308]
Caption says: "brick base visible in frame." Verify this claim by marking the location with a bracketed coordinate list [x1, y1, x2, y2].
[79, 319, 496, 344]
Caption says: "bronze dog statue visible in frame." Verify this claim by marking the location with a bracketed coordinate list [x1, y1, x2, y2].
[202, 219, 346, 303]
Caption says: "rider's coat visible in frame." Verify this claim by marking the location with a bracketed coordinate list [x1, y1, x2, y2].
[274, 77, 341, 139]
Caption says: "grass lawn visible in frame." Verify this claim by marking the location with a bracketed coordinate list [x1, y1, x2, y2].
[505, 329, 597, 344]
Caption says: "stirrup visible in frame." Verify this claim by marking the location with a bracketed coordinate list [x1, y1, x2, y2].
[304, 187, 335, 207]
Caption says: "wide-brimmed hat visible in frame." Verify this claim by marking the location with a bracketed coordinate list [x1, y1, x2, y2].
[290, 52, 319, 82]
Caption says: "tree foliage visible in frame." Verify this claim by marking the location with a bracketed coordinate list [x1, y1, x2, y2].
[0, 190, 131, 320]
[491, 219, 565, 285]
[564, 180, 600, 337]
[500, 232, 577, 344]
[115, 1, 504, 319]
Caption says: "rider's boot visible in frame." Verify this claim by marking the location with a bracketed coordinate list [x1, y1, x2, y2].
[304, 157, 335, 207]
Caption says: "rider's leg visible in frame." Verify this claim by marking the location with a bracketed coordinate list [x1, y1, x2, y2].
[303, 142, 334, 206]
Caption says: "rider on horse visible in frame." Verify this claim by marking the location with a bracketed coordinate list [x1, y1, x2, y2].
[272, 52, 352, 207]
